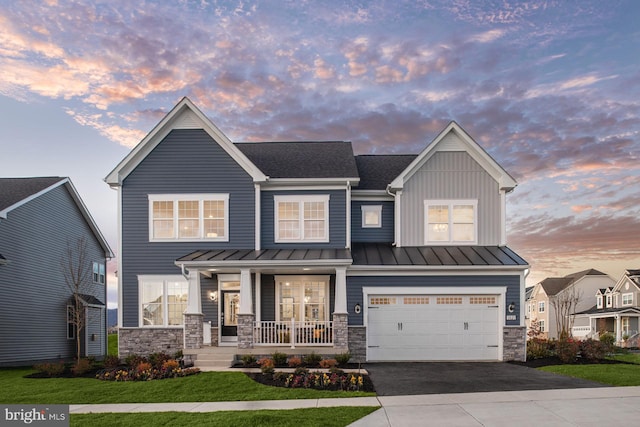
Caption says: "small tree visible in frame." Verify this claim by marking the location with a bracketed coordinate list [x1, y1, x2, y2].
[527, 318, 543, 339]
[551, 286, 582, 340]
[61, 237, 92, 365]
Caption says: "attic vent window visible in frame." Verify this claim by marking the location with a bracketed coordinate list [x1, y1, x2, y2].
[361, 205, 382, 228]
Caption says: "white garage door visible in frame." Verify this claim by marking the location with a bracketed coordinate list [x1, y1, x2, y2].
[367, 294, 500, 361]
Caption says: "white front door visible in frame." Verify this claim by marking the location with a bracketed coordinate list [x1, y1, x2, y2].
[367, 294, 500, 361]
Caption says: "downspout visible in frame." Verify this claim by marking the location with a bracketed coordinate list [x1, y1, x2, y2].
[180, 263, 189, 281]
[386, 184, 399, 247]
[346, 181, 351, 249]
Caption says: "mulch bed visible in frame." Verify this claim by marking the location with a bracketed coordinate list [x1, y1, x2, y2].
[509, 357, 635, 368]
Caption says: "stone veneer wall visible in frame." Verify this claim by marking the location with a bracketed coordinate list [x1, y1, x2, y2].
[237, 313, 254, 349]
[184, 313, 204, 350]
[332, 313, 349, 351]
[119, 328, 183, 358]
[347, 326, 366, 362]
[210, 326, 219, 347]
[503, 326, 526, 361]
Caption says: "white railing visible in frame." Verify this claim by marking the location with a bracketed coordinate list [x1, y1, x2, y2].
[571, 326, 592, 339]
[254, 320, 333, 347]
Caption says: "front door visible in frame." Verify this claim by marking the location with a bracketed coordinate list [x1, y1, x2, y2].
[221, 291, 240, 338]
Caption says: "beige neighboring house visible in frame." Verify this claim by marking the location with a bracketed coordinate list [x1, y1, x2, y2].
[573, 269, 640, 345]
[526, 269, 615, 339]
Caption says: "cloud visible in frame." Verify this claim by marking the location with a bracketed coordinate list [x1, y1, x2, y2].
[66, 110, 145, 148]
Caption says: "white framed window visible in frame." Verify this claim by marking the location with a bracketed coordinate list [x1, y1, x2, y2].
[67, 305, 75, 340]
[539, 320, 545, 332]
[538, 301, 545, 313]
[93, 262, 105, 284]
[622, 293, 633, 306]
[139, 275, 188, 327]
[274, 195, 329, 242]
[275, 276, 329, 321]
[361, 205, 382, 228]
[622, 317, 630, 334]
[597, 295, 603, 309]
[424, 200, 477, 244]
[606, 295, 612, 308]
[148, 194, 229, 242]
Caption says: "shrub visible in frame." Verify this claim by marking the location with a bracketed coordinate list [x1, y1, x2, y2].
[258, 357, 275, 374]
[271, 351, 288, 366]
[319, 358, 337, 369]
[162, 359, 180, 373]
[294, 366, 309, 375]
[335, 352, 351, 366]
[287, 356, 302, 368]
[303, 352, 322, 366]
[71, 358, 93, 376]
[149, 352, 172, 369]
[580, 338, 606, 361]
[33, 361, 65, 377]
[599, 332, 616, 352]
[281, 371, 366, 391]
[103, 355, 120, 369]
[124, 354, 147, 368]
[241, 354, 257, 367]
[136, 362, 153, 374]
[526, 338, 553, 359]
[556, 339, 580, 363]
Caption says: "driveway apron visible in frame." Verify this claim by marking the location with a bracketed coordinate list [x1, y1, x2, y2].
[365, 362, 607, 396]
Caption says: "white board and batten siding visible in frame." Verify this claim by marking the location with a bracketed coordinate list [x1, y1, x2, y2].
[363, 287, 506, 362]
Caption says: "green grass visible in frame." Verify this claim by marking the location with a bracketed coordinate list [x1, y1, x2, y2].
[71, 407, 378, 427]
[539, 362, 640, 386]
[0, 369, 374, 404]
[608, 352, 640, 364]
[107, 333, 118, 356]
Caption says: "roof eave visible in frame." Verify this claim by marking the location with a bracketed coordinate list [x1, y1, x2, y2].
[175, 258, 353, 269]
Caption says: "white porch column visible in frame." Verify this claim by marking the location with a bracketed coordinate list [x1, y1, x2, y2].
[185, 269, 202, 314]
[616, 315, 622, 343]
[239, 268, 253, 314]
[334, 267, 348, 314]
[255, 272, 261, 322]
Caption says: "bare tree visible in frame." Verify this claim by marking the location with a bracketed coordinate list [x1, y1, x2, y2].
[61, 237, 92, 364]
[551, 286, 582, 340]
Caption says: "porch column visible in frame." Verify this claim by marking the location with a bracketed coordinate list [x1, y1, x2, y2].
[237, 268, 254, 349]
[616, 315, 622, 343]
[333, 267, 349, 351]
[184, 269, 203, 350]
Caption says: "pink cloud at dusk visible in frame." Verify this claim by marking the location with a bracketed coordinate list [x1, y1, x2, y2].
[0, 0, 638, 292]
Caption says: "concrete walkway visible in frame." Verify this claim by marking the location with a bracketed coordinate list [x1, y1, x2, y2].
[70, 387, 640, 426]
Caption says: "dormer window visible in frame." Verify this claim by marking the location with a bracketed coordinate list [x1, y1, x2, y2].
[597, 295, 603, 309]
[424, 200, 477, 244]
[606, 295, 612, 308]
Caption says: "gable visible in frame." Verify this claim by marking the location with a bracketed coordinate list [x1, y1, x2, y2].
[389, 122, 517, 192]
[105, 97, 267, 187]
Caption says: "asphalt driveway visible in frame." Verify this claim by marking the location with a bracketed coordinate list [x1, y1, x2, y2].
[365, 362, 607, 396]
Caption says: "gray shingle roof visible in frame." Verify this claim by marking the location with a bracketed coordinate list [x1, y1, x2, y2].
[0, 177, 65, 212]
[236, 141, 359, 179]
[351, 243, 527, 266]
[354, 155, 417, 190]
[539, 269, 607, 296]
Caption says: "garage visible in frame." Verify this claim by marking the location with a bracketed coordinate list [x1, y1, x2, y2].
[366, 293, 501, 361]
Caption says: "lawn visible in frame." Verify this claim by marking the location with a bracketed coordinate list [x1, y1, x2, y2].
[538, 352, 640, 386]
[0, 368, 374, 404]
[72, 407, 378, 427]
[108, 333, 117, 356]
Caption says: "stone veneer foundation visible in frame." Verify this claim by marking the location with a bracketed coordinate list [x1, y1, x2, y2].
[184, 313, 204, 350]
[332, 313, 349, 351]
[347, 326, 366, 362]
[237, 313, 255, 349]
[503, 326, 526, 361]
[118, 327, 183, 358]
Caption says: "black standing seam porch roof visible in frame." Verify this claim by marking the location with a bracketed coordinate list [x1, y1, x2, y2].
[176, 244, 527, 267]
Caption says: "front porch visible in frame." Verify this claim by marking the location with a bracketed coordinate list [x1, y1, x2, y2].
[178, 248, 352, 356]
[572, 308, 640, 344]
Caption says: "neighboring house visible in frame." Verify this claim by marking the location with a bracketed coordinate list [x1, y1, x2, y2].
[526, 269, 615, 340]
[574, 269, 640, 345]
[0, 177, 113, 366]
[105, 97, 529, 363]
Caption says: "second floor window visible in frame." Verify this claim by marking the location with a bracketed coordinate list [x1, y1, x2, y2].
[93, 262, 105, 284]
[275, 195, 329, 242]
[606, 295, 612, 307]
[149, 194, 229, 241]
[538, 301, 545, 313]
[424, 200, 477, 244]
[597, 295, 603, 309]
[622, 293, 633, 306]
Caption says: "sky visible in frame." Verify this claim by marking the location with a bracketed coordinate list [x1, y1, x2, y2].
[0, 0, 639, 308]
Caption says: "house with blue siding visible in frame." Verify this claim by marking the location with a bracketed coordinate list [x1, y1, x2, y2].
[0, 177, 113, 366]
[106, 97, 529, 365]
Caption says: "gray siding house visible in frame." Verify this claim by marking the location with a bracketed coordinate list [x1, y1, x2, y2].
[106, 97, 528, 365]
[0, 177, 113, 366]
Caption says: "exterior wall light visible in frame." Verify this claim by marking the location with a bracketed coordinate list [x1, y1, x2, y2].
[210, 291, 218, 302]
[508, 302, 516, 313]
[354, 303, 361, 314]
